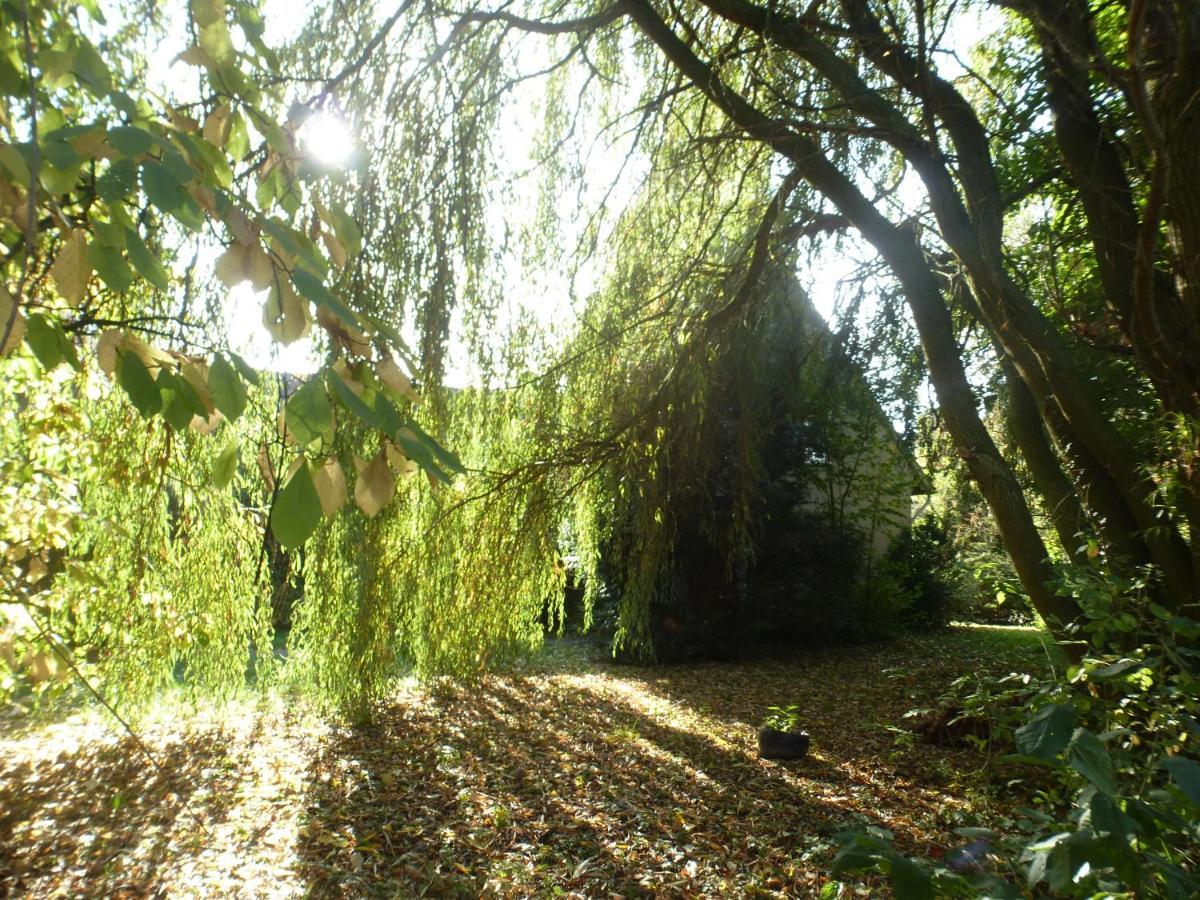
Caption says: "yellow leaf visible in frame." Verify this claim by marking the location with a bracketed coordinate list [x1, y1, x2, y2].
[189, 183, 216, 214]
[331, 359, 364, 396]
[224, 206, 254, 245]
[262, 280, 311, 345]
[179, 357, 215, 414]
[316, 306, 371, 357]
[257, 444, 276, 490]
[0, 284, 24, 356]
[321, 230, 347, 268]
[168, 107, 200, 133]
[203, 104, 232, 148]
[215, 241, 275, 291]
[377, 356, 420, 404]
[50, 228, 91, 306]
[245, 242, 275, 291]
[175, 45, 213, 68]
[354, 450, 395, 518]
[214, 243, 248, 289]
[96, 328, 122, 375]
[384, 441, 417, 477]
[312, 458, 348, 516]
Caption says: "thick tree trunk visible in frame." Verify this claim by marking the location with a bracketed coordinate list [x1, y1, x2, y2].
[1001, 360, 1087, 565]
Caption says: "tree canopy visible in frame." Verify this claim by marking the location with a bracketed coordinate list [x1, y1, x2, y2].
[3, 0, 1200, 704]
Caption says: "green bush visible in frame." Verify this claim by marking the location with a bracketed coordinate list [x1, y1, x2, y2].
[831, 568, 1200, 897]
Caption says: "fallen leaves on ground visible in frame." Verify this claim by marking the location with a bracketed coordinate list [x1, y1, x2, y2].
[0, 625, 1049, 897]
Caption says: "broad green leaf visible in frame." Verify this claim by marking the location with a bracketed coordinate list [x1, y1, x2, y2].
[125, 229, 171, 290]
[158, 370, 197, 431]
[284, 377, 334, 447]
[212, 441, 239, 489]
[142, 159, 203, 230]
[405, 419, 465, 475]
[72, 39, 112, 93]
[92, 218, 127, 248]
[97, 157, 138, 200]
[107, 125, 155, 157]
[87, 243, 134, 293]
[394, 424, 451, 485]
[271, 462, 322, 550]
[39, 161, 83, 196]
[24, 314, 80, 371]
[1068, 727, 1117, 795]
[1015, 703, 1076, 760]
[327, 370, 381, 430]
[888, 856, 934, 900]
[117, 351, 161, 418]
[207, 355, 247, 422]
[1161, 755, 1200, 805]
[42, 135, 81, 169]
[161, 146, 195, 184]
[229, 351, 261, 385]
[0, 143, 32, 186]
[290, 267, 359, 330]
[316, 200, 361, 255]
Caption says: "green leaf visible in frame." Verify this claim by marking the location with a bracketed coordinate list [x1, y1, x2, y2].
[208, 355, 247, 422]
[107, 125, 155, 157]
[39, 162, 83, 196]
[1015, 703, 1076, 760]
[285, 377, 333, 447]
[394, 422, 451, 485]
[888, 856, 934, 900]
[1069, 728, 1117, 795]
[271, 462, 322, 550]
[0, 143, 32, 186]
[320, 200, 362, 255]
[161, 147, 195, 184]
[117, 352, 161, 418]
[97, 157, 138, 200]
[24, 314, 81, 371]
[157, 370, 196, 431]
[405, 419, 465, 475]
[87, 243, 134, 293]
[124, 229, 171, 290]
[142, 159, 203, 231]
[212, 441, 238, 489]
[1161, 756, 1200, 805]
[43, 136, 81, 170]
[326, 371, 381, 430]
[290, 267, 358, 330]
[229, 351, 261, 386]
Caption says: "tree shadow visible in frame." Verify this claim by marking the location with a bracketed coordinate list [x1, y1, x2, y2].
[0, 722, 256, 897]
[297, 672, 912, 896]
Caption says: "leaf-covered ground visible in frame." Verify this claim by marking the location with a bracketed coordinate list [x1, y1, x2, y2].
[0, 625, 1052, 897]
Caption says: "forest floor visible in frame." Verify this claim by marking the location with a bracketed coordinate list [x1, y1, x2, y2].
[0, 624, 1056, 898]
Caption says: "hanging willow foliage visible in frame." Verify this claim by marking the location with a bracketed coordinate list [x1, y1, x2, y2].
[3, 0, 914, 716]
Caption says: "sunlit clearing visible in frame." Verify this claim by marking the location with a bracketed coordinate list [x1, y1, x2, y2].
[300, 111, 355, 167]
[224, 282, 322, 374]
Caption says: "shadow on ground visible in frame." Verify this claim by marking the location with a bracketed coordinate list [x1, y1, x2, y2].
[0, 723, 252, 896]
[296, 652, 947, 897]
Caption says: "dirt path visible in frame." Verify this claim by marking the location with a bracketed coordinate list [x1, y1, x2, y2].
[0, 626, 1050, 897]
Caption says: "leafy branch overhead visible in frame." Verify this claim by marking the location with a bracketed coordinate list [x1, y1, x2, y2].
[0, 0, 462, 545]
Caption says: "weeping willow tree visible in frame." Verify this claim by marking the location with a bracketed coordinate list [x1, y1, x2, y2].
[8, 0, 1200, 715]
